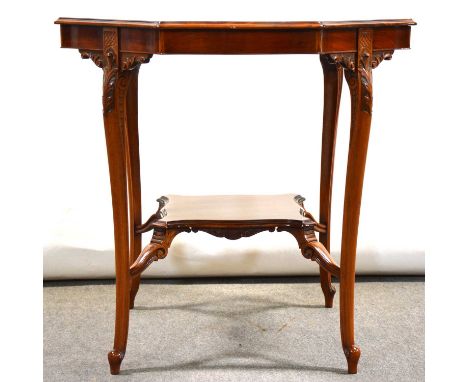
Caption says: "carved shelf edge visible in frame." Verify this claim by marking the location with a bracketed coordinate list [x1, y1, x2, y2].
[129, 195, 340, 278]
[137, 194, 326, 234]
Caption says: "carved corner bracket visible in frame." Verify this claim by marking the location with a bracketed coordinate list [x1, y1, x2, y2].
[79, 28, 152, 114]
[322, 50, 393, 72]
[129, 225, 185, 277]
[120, 53, 153, 71]
[371, 50, 394, 68]
[281, 227, 340, 277]
[80, 50, 104, 68]
[131, 222, 341, 278]
[324, 53, 356, 71]
[323, 31, 394, 116]
[80, 49, 152, 114]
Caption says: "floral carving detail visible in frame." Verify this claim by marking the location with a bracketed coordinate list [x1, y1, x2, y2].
[121, 54, 153, 71]
[192, 227, 276, 240]
[333, 32, 391, 115]
[103, 48, 118, 114]
[371, 50, 394, 68]
[79, 29, 152, 114]
[357, 30, 373, 115]
[359, 52, 372, 114]
[326, 53, 355, 71]
[101, 29, 119, 114]
[79, 50, 103, 68]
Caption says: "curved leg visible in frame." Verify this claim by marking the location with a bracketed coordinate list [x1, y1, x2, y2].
[100, 29, 130, 375]
[84, 28, 154, 375]
[339, 29, 374, 374]
[319, 54, 343, 308]
[98, 28, 131, 375]
[126, 66, 142, 309]
[319, 268, 336, 308]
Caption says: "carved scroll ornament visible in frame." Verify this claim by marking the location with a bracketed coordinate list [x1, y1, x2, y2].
[79, 30, 152, 114]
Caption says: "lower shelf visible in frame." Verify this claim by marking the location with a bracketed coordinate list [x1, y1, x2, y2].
[131, 194, 340, 278]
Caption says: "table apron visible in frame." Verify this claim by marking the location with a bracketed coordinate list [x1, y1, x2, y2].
[59, 25, 412, 54]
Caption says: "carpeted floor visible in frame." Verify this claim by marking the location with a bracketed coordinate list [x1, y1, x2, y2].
[43, 277, 424, 381]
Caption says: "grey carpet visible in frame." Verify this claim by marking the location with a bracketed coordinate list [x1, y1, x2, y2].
[43, 277, 424, 382]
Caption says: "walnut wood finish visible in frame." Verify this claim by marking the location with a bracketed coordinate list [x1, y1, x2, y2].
[56, 18, 414, 54]
[56, 18, 414, 375]
[79, 27, 153, 374]
[326, 28, 379, 374]
[126, 62, 143, 310]
[340, 29, 374, 374]
[319, 55, 343, 309]
[130, 195, 337, 277]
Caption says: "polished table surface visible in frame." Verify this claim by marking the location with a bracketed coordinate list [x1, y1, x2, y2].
[151, 194, 312, 223]
[56, 18, 415, 55]
[55, 17, 415, 376]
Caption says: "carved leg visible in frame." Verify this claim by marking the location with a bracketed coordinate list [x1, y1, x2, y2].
[339, 29, 375, 374]
[126, 67, 142, 309]
[319, 55, 343, 308]
[82, 27, 154, 375]
[97, 28, 131, 376]
[96, 28, 131, 375]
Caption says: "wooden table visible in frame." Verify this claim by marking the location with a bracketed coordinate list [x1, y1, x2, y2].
[55, 17, 415, 375]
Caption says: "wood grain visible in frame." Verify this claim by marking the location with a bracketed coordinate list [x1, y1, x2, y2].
[55, 17, 415, 29]
[318, 54, 343, 308]
[56, 17, 415, 54]
[338, 28, 374, 374]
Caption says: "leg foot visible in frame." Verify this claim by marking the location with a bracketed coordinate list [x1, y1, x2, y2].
[129, 277, 140, 309]
[344, 345, 361, 374]
[108, 350, 125, 375]
[129, 289, 136, 309]
[319, 268, 336, 308]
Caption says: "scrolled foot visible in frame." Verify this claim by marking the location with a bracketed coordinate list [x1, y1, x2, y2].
[108, 350, 125, 375]
[344, 345, 361, 374]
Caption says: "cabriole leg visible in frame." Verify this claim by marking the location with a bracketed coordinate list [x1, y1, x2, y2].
[100, 30, 131, 374]
[339, 28, 375, 374]
[80, 27, 153, 375]
[126, 67, 143, 309]
[319, 54, 343, 308]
